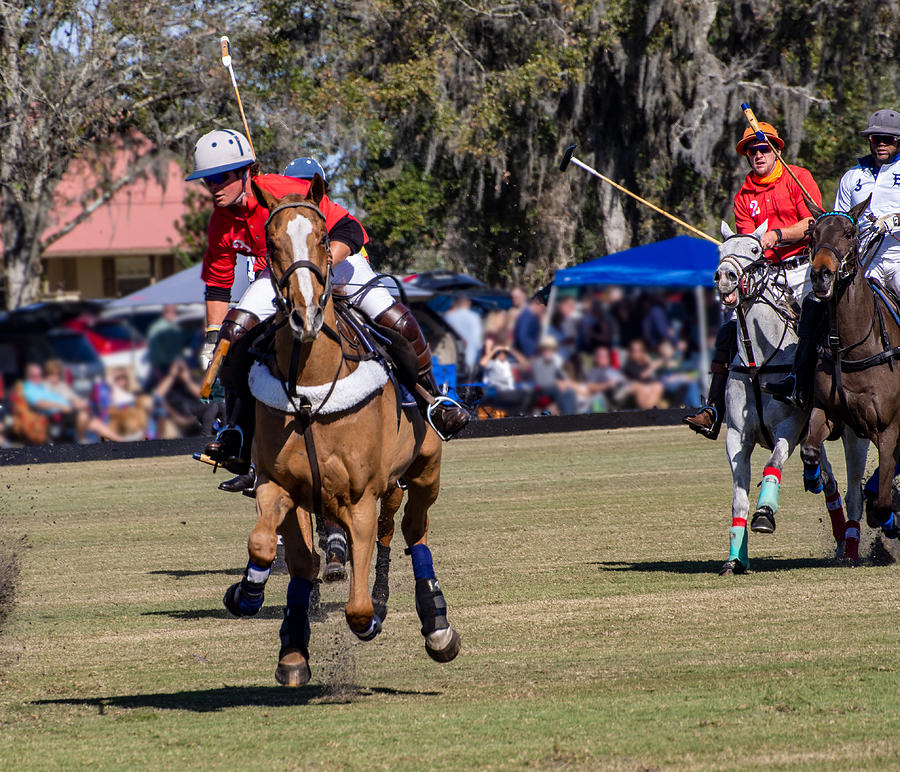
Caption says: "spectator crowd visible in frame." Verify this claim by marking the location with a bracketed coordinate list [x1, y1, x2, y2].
[0, 304, 224, 448]
[0, 288, 714, 447]
[445, 286, 712, 417]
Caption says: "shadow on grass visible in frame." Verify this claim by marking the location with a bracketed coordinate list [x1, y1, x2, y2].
[34, 683, 442, 713]
[593, 556, 837, 574]
[143, 601, 345, 621]
[148, 568, 243, 578]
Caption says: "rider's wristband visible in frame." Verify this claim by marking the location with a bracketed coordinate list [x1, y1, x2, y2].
[773, 228, 782, 243]
[205, 325, 221, 344]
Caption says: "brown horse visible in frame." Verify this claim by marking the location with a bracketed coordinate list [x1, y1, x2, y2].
[222, 175, 460, 685]
[800, 198, 900, 539]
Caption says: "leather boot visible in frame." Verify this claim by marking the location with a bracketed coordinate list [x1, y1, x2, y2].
[218, 466, 256, 493]
[203, 310, 259, 473]
[762, 337, 816, 408]
[683, 365, 728, 440]
[374, 302, 470, 439]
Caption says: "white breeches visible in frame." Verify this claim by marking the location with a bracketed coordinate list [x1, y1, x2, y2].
[331, 253, 395, 318]
[784, 262, 812, 304]
[234, 253, 395, 321]
[865, 241, 900, 297]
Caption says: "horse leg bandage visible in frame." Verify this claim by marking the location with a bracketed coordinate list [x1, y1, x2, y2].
[756, 467, 781, 513]
[826, 491, 846, 543]
[414, 577, 450, 636]
[223, 561, 270, 617]
[844, 519, 861, 562]
[280, 578, 312, 659]
[372, 543, 391, 622]
[729, 517, 749, 566]
[409, 543, 436, 580]
[803, 462, 823, 494]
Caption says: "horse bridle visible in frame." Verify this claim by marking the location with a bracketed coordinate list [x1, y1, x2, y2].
[719, 234, 769, 305]
[264, 200, 334, 328]
[810, 210, 859, 285]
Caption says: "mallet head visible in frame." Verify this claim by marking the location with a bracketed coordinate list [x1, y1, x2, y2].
[560, 144, 577, 172]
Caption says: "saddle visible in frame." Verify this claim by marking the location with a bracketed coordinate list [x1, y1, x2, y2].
[249, 299, 419, 411]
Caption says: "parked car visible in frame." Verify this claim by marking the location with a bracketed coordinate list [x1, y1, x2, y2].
[63, 315, 150, 384]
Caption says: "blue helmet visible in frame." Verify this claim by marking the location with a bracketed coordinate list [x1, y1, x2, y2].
[283, 157, 327, 184]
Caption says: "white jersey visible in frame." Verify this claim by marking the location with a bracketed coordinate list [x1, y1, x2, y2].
[835, 152, 900, 295]
[834, 153, 900, 240]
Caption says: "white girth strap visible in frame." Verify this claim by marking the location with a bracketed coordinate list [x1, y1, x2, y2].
[248, 359, 389, 414]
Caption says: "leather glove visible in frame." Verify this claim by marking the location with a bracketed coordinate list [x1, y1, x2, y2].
[199, 325, 220, 370]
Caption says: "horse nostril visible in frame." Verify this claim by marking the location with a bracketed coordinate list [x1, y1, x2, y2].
[290, 309, 304, 328]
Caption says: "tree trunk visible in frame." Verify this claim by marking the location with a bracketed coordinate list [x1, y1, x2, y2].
[2, 201, 45, 310]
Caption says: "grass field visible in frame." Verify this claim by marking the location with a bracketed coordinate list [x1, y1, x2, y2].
[1, 426, 899, 770]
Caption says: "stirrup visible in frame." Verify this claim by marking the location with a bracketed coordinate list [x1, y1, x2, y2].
[682, 405, 720, 438]
[426, 395, 469, 441]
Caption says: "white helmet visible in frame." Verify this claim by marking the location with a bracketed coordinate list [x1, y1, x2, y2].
[185, 129, 255, 181]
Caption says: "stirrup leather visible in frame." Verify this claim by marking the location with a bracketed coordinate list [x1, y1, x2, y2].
[426, 394, 468, 441]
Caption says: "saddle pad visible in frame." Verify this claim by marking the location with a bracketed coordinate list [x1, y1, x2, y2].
[249, 358, 389, 415]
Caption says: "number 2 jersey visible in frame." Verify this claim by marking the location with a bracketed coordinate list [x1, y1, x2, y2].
[201, 173, 368, 299]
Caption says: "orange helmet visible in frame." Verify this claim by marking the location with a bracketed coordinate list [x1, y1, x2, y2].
[736, 123, 784, 155]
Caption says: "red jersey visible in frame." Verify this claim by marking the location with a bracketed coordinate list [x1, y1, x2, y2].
[201, 173, 368, 290]
[733, 164, 822, 262]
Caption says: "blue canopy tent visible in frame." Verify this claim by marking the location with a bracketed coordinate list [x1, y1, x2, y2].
[549, 235, 720, 394]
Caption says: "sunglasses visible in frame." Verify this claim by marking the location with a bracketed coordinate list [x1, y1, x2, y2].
[747, 145, 773, 156]
[869, 134, 900, 145]
[203, 169, 239, 186]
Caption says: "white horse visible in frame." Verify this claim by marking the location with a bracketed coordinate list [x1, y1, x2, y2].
[716, 221, 869, 574]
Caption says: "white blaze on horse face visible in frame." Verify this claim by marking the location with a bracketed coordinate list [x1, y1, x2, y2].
[285, 214, 317, 330]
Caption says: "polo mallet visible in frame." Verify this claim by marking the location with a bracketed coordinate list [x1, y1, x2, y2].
[740, 102, 817, 210]
[220, 36, 255, 158]
[560, 145, 721, 245]
[199, 338, 230, 399]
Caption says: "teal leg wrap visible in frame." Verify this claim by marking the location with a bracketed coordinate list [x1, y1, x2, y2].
[756, 475, 780, 513]
[729, 525, 749, 566]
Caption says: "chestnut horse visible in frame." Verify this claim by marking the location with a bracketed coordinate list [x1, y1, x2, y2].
[801, 199, 900, 541]
[222, 175, 460, 685]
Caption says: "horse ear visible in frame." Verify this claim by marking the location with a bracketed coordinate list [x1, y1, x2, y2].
[720, 220, 735, 239]
[308, 174, 326, 206]
[252, 180, 281, 212]
[807, 198, 825, 219]
[848, 194, 872, 222]
[753, 219, 768, 241]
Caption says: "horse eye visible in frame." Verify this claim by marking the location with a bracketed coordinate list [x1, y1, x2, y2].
[751, 246, 760, 255]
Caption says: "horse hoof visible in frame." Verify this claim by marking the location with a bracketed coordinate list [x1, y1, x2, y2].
[322, 561, 347, 583]
[275, 661, 311, 687]
[751, 508, 776, 534]
[718, 559, 747, 576]
[425, 627, 461, 663]
[373, 602, 388, 623]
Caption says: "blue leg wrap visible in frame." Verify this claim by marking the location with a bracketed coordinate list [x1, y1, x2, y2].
[756, 476, 780, 513]
[234, 561, 270, 615]
[729, 525, 748, 566]
[286, 577, 312, 609]
[804, 464, 823, 494]
[866, 462, 900, 496]
[409, 543, 435, 580]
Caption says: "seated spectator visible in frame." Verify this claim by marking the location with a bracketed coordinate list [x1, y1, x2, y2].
[33, 360, 124, 443]
[620, 339, 665, 409]
[655, 340, 702, 409]
[103, 368, 155, 440]
[547, 294, 581, 363]
[585, 346, 633, 411]
[478, 337, 533, 416]
[531, 335, 589, 415]
[153, 359, 224, 438]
